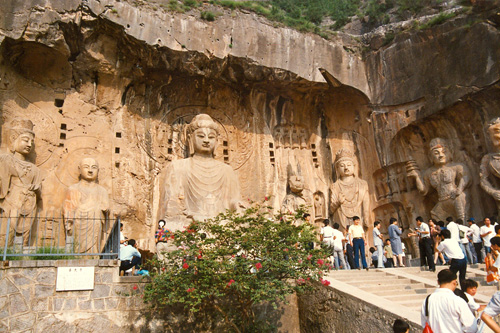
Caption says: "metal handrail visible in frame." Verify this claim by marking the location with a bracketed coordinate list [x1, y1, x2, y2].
[0, 211, 120, 260]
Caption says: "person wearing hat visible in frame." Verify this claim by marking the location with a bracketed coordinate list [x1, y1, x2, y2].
[468, 218, 482, 264]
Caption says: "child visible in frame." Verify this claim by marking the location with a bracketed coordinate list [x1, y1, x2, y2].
[392, 319, 409, 333]
[463, 279, 486, 315]
[384, 239, 395, 268]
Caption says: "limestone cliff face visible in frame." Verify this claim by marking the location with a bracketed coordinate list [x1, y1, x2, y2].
[0, 0, 499, 253]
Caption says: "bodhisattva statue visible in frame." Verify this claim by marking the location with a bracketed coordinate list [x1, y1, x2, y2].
[160, 114, 241, 224]
[480, 117, 500, 214]
[407, 138, 470, 221]
[280, 164, 307, 217]
[63, 157, 110, 253]
[330, 149, 370, 229]
[0, 119, 41, 246]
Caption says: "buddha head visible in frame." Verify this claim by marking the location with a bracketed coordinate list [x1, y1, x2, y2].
[79, 157, 99, 182]
[186, 114, 219, 157]
[8, 119, 35, 156]
[429, 138, 451, 166]
[334, 149, 357, 178]
[487, 117, 500, 150]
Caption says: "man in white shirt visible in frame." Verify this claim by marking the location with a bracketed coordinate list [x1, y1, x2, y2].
[119, 239, 142, 275]
[348, 216, 368, 270]
[373, 221, 384, 268]
[446, 217, 461, 243]
[468, 218, 483, 263]
[457, 220, 473, 264]
[332, 222, 347, 270]
[421, 269, 477, 333]
[320, 219, 335, 263]
[481, 217, 496, 254]
[410, 216, 435, 272]
[437, 229, 467, 290]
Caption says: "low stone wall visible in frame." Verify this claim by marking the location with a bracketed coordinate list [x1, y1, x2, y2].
[298, 282, 421, 333]
[0, 259, 158, 332]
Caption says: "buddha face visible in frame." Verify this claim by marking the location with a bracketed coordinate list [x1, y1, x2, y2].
[12, 133, 34, 156]
[488, 121, 500, 148]
[430, 146, 448, 166]
[192, 127, 217, 156]
[79, 158, 99, 182]
[337, 159, 355, 177]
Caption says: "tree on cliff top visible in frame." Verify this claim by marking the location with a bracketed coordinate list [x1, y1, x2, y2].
[143, 203, 331, 332]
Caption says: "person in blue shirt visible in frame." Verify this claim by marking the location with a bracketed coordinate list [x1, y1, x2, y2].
[119, 239, 141, 276]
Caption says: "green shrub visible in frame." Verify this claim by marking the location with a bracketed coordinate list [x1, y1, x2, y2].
[419, 11, 457, 29]
[144, 204, 331, 331]
[201, 11, 217, 21]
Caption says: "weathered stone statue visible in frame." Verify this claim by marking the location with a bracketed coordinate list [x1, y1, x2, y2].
[330, 149, 370, 229]
[407, 138, 470, 221]
[159, 114, 241, 224]
[480, 117, 500, 214]
[63, 157, 110, 253]
[281, 164, 307, 216]
[0, 119, 42, 246]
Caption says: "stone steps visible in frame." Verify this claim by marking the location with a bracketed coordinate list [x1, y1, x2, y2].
[325, 264, 498, 332]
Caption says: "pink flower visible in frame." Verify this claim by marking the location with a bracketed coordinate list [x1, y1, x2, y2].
[187, 288, 195, 292]
[321, 279, 331, 286]
[264, 196, 269, 201]
[227, 279, 235, 287]
[283, 248, 289, 252]
[183, 263, 189, 269]
[133, 285, 138, 290]
[297, 278, 305, 285]
[298, 259, 303, 264]
[307, 254, 313, 260]
[242, 254, 246, 259]
[231, 254, 235, 258]
[255, 262, 262, 270]
[187, 229, 195, 233]
[197, 255, 202, 259]
[161, 267, 166, 272]
[318, 271, 323, 276]
[317, 259, 324, 267]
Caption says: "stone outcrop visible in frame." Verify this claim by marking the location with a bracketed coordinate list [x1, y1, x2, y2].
[0, 0, 499, 258]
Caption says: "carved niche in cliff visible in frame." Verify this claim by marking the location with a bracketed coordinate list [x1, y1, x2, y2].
[480, 117, 500, 216]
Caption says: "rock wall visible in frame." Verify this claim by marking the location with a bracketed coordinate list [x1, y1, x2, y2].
[0, 0, 499, 255]
[298, 282, 421, 333]
[0, 259, 157, 332]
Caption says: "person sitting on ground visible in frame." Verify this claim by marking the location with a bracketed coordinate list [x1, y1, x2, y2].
[392, 319, 409, 333]
[119, 239, 141, 276]
[370, 246, 387, 268]
[463, 279, 486, 316]
[421, 269, 477, 333]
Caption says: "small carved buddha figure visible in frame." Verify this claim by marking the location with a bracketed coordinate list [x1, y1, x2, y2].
[63, 157, 110, 253]
[407, 138, 470, 221]
[281, 164, 308, 217]
[480, 117, 500, 215]
[0, 119, 41, 246]
[330, 149, 370, 230]
[160, 114, 241, 224]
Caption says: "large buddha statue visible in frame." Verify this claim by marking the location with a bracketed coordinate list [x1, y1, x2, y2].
[0, 119, 42, 246]
[480, 117, 500, 215]
[330, 148, 370, 229]
[63, 157, 110, 253]
[159, 114, 241, 226]
[407, 138, 470, 221]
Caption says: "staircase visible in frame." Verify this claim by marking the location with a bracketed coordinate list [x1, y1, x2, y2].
[325, 264, 498, 330]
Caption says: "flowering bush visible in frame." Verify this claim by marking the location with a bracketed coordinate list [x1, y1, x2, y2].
[143, 204, 330, 331]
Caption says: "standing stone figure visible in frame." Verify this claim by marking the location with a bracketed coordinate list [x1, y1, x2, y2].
[281, 164, 307, 217]
[407, 138, 470, 221]
[159, 114, 241, 225]
[0, 119, 42, 246]
[480, 117, 500, 215]
[63, 157, 110, 253]
[330, 148, 370, 229]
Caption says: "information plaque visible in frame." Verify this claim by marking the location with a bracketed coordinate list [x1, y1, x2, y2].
[56, 267, 95, 291]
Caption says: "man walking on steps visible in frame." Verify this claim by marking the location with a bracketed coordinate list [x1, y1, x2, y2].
[348, 216, 368, 271]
